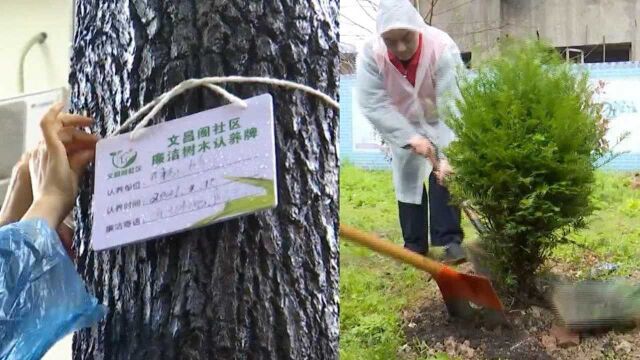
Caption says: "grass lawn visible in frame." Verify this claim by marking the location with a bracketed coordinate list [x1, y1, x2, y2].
[339, 163, 640, 359]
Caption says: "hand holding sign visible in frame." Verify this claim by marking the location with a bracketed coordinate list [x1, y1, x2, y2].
[23, 103, 98, 232]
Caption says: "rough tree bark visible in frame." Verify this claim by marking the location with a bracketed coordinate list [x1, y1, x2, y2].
[68, 1, 339, 359]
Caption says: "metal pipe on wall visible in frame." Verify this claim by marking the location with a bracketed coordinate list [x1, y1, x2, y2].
[17, 32, 47, 93]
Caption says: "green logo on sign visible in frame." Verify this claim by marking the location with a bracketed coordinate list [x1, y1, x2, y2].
[108, 149, 142, 180]
[110, 150, 138, 169]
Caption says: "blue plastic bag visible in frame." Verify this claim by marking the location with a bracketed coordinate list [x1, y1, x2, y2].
[0, 219, 105, 360]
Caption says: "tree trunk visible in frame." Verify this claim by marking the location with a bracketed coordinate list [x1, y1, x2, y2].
[68, 1, 339, 359]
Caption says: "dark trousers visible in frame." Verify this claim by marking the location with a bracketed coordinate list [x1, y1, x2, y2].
[398, 173, 463, 255]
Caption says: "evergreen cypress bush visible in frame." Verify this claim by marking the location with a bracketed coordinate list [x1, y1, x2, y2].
[444, 40, 607, 298]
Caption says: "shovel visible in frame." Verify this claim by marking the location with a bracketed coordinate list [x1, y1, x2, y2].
[461, 202, 640, 331]
[339, 224, 504, 318]
[460, 202, 494, 278]
[459, 202, 512, 326]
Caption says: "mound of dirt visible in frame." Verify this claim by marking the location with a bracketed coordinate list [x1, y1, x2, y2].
[400, 270, 640, 359]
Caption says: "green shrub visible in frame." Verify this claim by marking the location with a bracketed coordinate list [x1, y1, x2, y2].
[444, 39, 604, 297]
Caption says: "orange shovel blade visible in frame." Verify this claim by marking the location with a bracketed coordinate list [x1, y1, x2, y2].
[434, 266, 504, 311]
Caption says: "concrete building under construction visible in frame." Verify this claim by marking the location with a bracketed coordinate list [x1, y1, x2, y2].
[417, 0, 640, 65]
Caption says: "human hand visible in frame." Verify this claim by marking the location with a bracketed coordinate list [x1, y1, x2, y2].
[30, 115, 98, 200]
[0, 139, 91, 223]
[408, 135, 434, 157]
[23, 103, 97, 229]
[0, 153, 33, 226]
[408, 135, 437, 165]
[434, 158, 454, 185]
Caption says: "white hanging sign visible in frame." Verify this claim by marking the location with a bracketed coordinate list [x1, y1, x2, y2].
[91, 94, 277, 250]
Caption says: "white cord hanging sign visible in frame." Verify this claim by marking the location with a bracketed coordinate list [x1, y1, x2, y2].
[91, 93, 277, 250]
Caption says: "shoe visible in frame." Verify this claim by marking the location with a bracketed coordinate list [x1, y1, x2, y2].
[443, 242, 466, 265]
[404, 244, 428, 256]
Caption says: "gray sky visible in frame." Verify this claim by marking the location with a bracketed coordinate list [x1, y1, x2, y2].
[340, 0, 377, 49]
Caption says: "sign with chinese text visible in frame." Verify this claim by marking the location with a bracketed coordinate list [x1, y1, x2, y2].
[91, 94, 277, 250]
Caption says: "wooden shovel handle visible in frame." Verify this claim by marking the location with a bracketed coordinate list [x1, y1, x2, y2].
[339, 224, 444, 276]
[461, 202, 487, 234]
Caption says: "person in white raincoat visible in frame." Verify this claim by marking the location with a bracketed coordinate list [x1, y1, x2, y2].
[0, 104, 104, 359]
[355, 0, 466, 261]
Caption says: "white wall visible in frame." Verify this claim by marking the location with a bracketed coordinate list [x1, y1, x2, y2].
[0, 2, 75, 358]
[0, 0, 74, 99]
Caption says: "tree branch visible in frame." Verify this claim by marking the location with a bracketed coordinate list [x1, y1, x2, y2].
[434, 0, 478, 17]
[423, 0, 439, 25]
[355, 0, 376, 22]
[340, 13, 374, 34]
[449, 23, 509, 38]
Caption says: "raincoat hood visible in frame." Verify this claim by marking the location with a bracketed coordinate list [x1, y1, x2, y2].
[376, 0, 426, 35]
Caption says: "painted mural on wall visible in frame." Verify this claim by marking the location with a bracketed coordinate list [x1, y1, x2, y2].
[594, 78, 640, 155]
